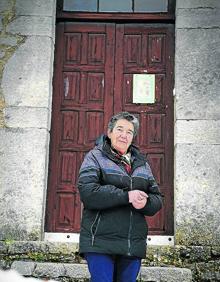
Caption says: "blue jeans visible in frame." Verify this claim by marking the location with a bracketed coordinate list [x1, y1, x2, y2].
[84, 252, 141, 282]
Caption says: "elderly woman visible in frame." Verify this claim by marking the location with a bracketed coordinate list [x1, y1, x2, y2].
[78, 112, 162, 282]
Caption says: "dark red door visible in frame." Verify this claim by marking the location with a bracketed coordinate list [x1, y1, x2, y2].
[45, 22, 174, 235]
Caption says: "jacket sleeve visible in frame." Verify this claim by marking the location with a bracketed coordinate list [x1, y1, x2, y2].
[77, 150, 129, 210]
[134, 162, 163, 216]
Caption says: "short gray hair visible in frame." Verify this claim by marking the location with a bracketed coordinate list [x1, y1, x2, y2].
[108, 112, 139, 137]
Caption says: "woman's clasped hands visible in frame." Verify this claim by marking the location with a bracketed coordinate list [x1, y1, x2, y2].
[128, 190, 148, 209]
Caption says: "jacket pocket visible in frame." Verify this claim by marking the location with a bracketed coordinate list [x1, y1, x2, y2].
[133, 212, 148, 239]
[90, 211, 101, 246]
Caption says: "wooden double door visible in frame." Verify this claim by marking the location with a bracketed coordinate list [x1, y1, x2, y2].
[45, 22, 174, 235]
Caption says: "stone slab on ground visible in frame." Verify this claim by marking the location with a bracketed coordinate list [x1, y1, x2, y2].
[11, 261, 35, 276]
[140, 266, 192, 282]
[10, 261, 192, 282]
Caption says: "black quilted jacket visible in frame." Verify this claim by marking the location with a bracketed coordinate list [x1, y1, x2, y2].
[78, 136, 162, 258]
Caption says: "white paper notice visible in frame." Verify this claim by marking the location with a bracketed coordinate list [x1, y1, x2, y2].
[133, 74, 155, 103]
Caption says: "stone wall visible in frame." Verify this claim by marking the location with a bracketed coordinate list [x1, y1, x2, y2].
[1, 241, 220, 281]
[175, 0, 220, 246]
[0, 0, 56, 240]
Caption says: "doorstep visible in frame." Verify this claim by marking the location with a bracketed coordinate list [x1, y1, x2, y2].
[10, 260, 192, 282]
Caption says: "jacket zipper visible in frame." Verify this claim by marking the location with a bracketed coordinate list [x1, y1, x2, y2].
[90, 212, 101, 246]
[128, 178, 133, 256]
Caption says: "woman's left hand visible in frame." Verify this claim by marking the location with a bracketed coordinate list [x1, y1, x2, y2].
[128, 190, 148, 209]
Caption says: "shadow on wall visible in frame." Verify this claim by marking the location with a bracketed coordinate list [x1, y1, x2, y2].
[0, 269, 56, 282]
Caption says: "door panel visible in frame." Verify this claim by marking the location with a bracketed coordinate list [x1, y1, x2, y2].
[46, 22, 115, 232]
[46, 22, 174, 235]
[115, 24, 174, 235]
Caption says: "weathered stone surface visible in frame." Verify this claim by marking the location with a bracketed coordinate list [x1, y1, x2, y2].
[177, 0, 220, 9]
[0, 0, 12, 11]
[34, 262, 65, 278]
[0, 16, 3, 31]
[8, 261, 193, 282]
[175, 144, 220, 245]
[7, 16, 53, 37]
[64, 263, 89, 279]
[176, 8, 220, 29]
[0, 0, 55, 241]
[196, 261, 220, 282]
[175, 120, 220, 144]
[0, 242, 8, 254]
[140, 266, 192, 282]
[11, 261, 35, 276]
[0, 260, 8, 270]
[175, 29, 220, 120]
[0, 128, 50, 240]
[211, 246, 220, 257]
[8, 241, 47, 255]
[215, 270, 220, 282]
[5, 242, 220, 281]
[0, 50, 5, 59]
[2, 36, 54, 108]
[140, 267, 160, 281]
[4, 107, 50, 129]
[180, 246, 212, 263]
[16, 0, 56, 17]
[0, 36, 18, 46]
[46, 242, 79, 255]
[175, 0, 220, 251]
[176, 28, 220, 65]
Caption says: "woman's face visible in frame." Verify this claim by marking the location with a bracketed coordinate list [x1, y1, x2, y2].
[108, 119, 134, 154]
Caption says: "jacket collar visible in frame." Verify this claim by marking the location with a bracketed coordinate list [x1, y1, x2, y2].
[95, 135, 146, 169]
